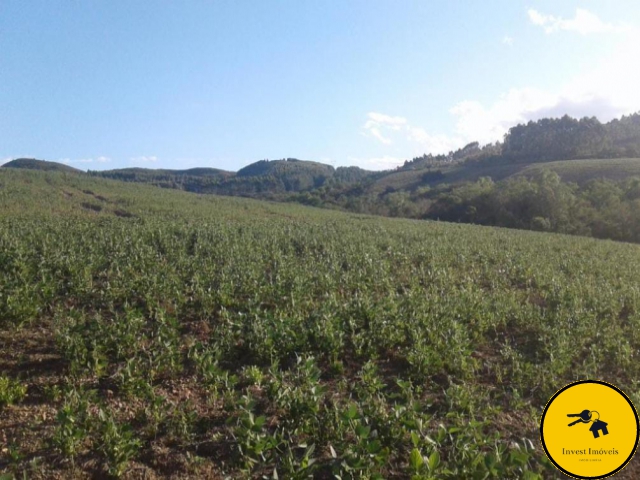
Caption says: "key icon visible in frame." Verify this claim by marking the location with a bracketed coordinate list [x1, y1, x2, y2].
[567, 409, 592, 426]
[566, 410, 609, 438]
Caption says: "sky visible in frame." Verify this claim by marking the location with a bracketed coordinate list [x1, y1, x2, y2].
[2, 1, 640, 172]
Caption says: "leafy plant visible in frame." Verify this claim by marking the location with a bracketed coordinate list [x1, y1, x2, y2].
[0, 376, 27, 407]
[94, 409, 141, 478]
[50, 389, 93, 459]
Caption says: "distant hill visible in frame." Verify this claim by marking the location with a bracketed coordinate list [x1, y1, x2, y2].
[8, 113, 640, 233]
[365, 157, 640, 193]
[236, 158, 332, 177]
[92, 158, 375, 196]
[515, 158, 640, 184]
[2, 158, 82, 173]
[98, 167, 233, 178]
[234, 158, 336, 191]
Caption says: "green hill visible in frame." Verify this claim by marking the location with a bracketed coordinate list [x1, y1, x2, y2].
[6, 113, 640, 247]
[516, 157, 640, 184]
[2, 168, 640, 478]
[88, 155, 640, 207]
[93, 158, 374, 196]
[94, 166, 235, 193]
[369, 157, 640, 192]
[236, 157, 333, 177]
[100, 166, 233, 177]
[233, 158, 337, 191]
[2, 157, 82, 173]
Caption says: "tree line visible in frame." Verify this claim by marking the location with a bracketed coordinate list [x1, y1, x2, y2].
[402, 113, 640, 169]
[287, 171, 640, 244]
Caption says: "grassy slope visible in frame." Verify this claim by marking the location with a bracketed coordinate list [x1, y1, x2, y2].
[1, 158, 83, 173]
[2, 169, 640, 478]
[517, 157, 640, 184]
[7, 155, 640, 196]
[374, 157, 640, 191]
[372, 163, 524, 191]
[98, 167, 234, 177]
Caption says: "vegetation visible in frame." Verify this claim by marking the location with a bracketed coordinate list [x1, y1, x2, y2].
[2, 168, 640, 478]
[92, 158, 375, 196]
[373, 157, 640, 193]
[0, 377, 27, 408]
[6, 114, 640, 247]
[426, 171, 640, 242]
[403, 113, 640, 168]
[1, 158, 82, 173]
[501, 114, 640, 162]
[517, 157, 640, 184]
[292, 169, 640, 244]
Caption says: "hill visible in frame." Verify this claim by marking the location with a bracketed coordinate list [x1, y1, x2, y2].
[236, 157, 333, 177]
[78, 114, 640, 233]
[2, 168, 640, 478]
[7, 114, 640, 246]
[367, 157, 640, 193]
[1, 157, 82, 173]
[516, 157, 640, 184]
[93, 158, 374, 195]
[100, 166, 233, 177]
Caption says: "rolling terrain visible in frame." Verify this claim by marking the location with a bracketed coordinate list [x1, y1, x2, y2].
[2, 158, 82, 173]
[7, 156, 640, 193]
[2, 169, 640, 478]
[516, 157, 640, 184]
[371, 157, 640, 192]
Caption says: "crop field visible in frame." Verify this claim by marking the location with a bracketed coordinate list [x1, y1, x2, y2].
[2, 169, 640, 478]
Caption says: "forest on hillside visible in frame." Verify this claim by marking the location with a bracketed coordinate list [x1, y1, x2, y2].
[10, 113, 640, 244]
[404, 113, 640, 168]
[286, 171, 640, 243]
[86, 113, 640, 191]
[91, 113, 640, 193]
[91, 158, 375, 195]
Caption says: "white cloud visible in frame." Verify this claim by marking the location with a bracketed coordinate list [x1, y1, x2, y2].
[362, 112, 461, 154]
[464, 20, 640, 136]
[564, 29, 640, 116]
[130, 155, 158, 163]
[347, 155, 404, 170]
[406, 126, 462, 154]
[366, 112, 407, 127]
[368, 127, 392, 145]
[528, 8, 626, 35]
[362, 112, 408, 144]
[502, 35, 514, 46]
[362, 79, 636, 160]
[358, 11, 640, 162]
[449, 88, 560, 144]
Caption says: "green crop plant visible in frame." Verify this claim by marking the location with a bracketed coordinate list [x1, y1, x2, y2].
[0, 377, 27, 408]
[231, 397, 283, 473]
[328, 403, 390, 479]
[135, 391, 168, 439]
[2, 169, 640, 478]
[94, 408, 141, 478]
[50, 389, 94, 460]
[165, 401, 199, 443]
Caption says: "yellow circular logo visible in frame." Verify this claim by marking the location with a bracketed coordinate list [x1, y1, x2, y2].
[540, 380, 639, 478]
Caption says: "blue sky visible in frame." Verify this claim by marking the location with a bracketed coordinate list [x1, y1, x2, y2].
[2, 1, 640, 171]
